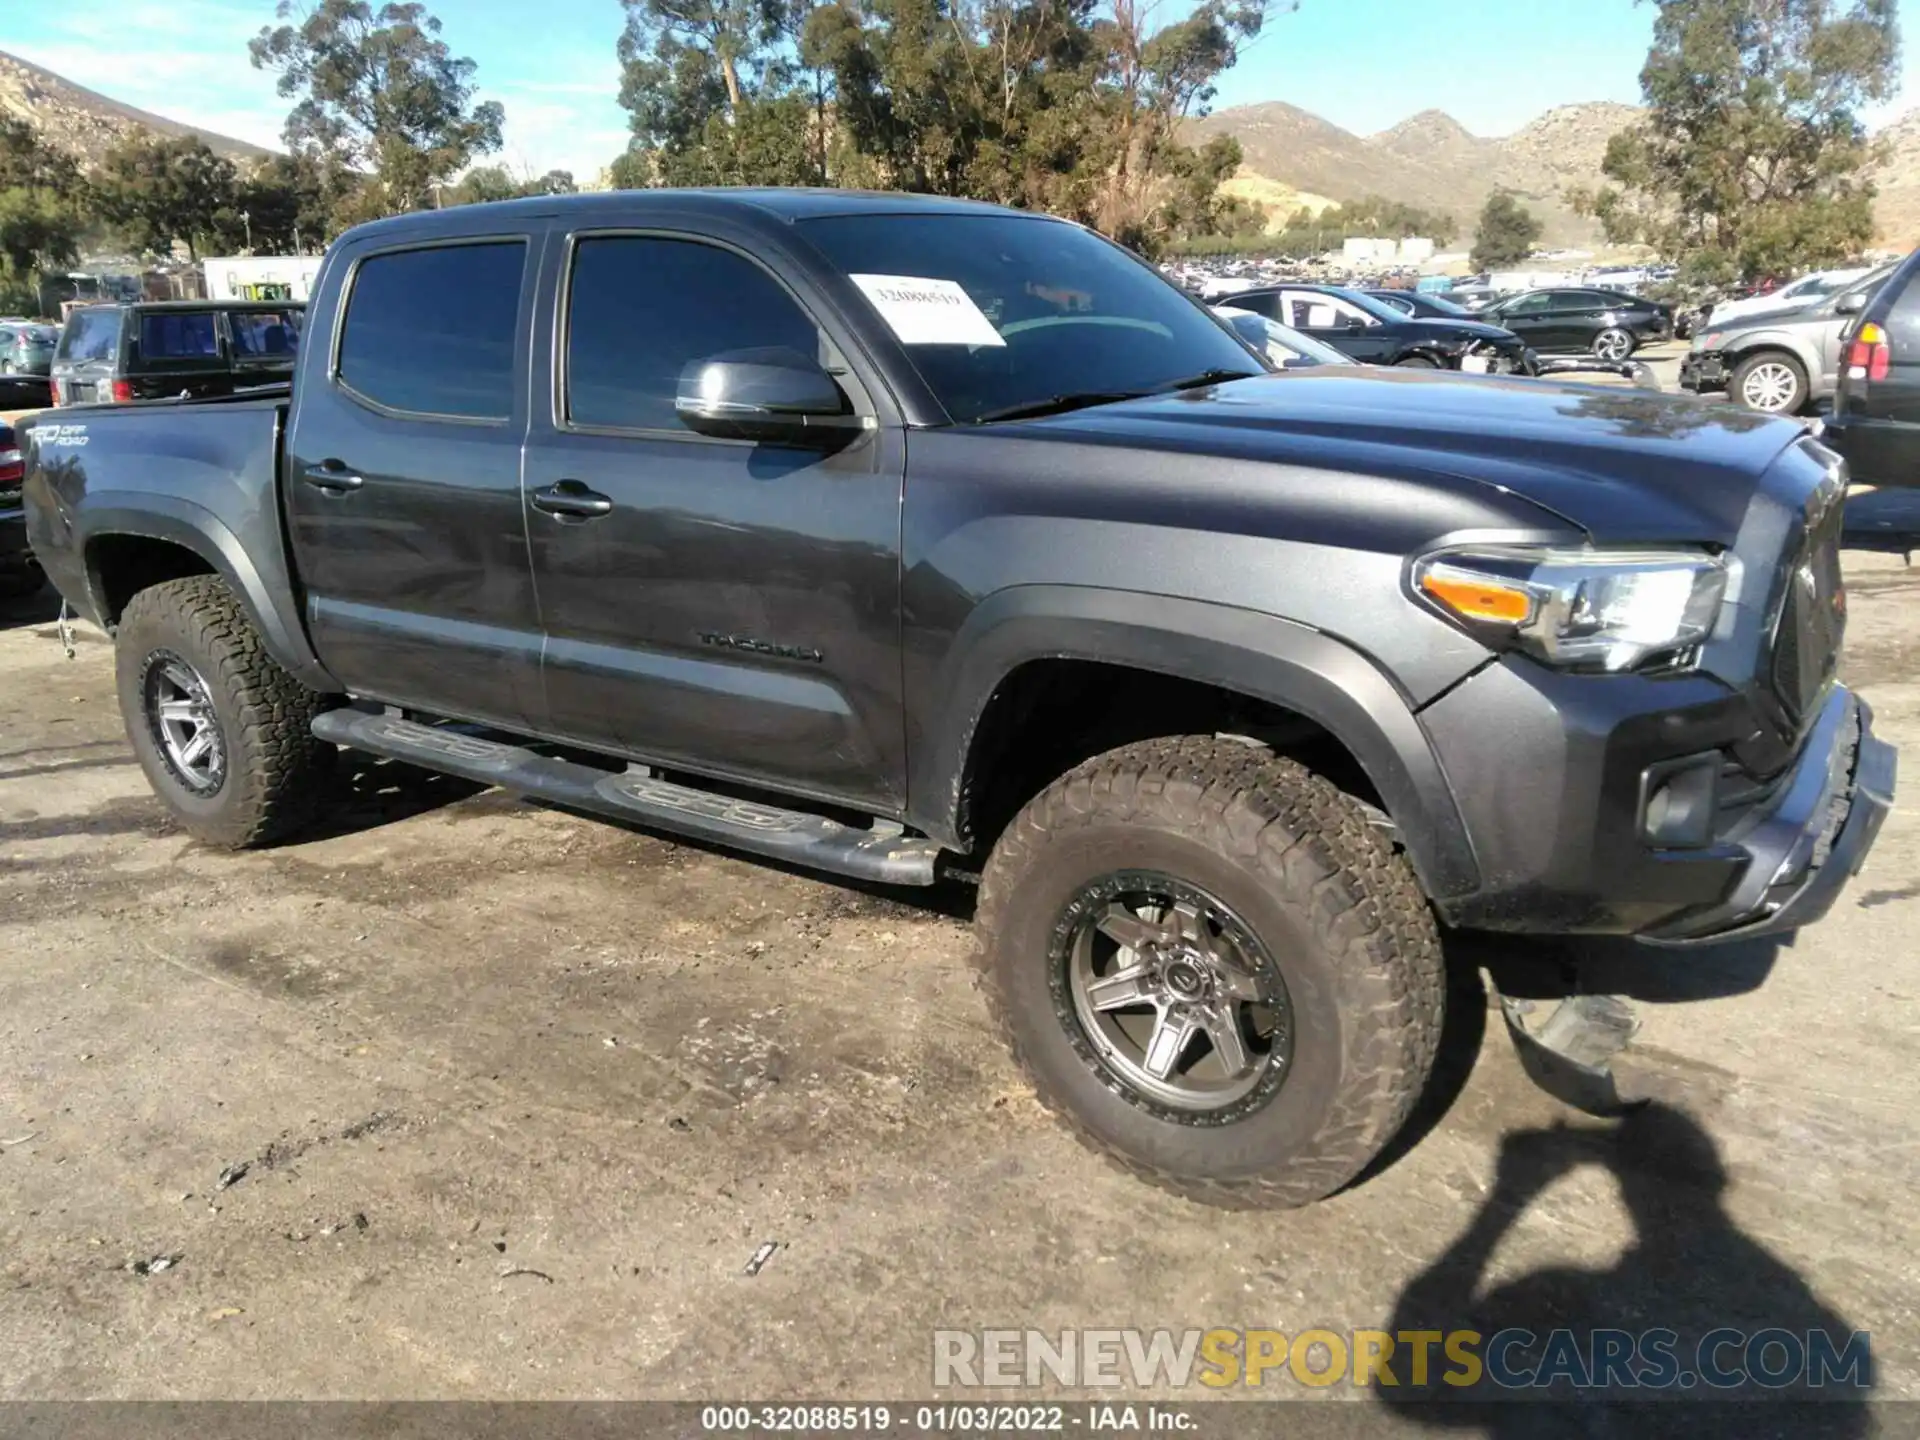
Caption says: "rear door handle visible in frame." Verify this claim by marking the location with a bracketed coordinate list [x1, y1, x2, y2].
[531, 482, 613, 520]
[302, 462, 364, 494]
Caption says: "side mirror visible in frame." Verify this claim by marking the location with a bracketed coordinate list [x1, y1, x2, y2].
[1835, 292, 1866, 316]
[1345, 320, 1367, 334]
[676, 347, 857, 447]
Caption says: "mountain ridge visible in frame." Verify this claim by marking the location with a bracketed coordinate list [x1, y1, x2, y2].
[0, 49, 271, 166]
[1193, 96, 1920, 248]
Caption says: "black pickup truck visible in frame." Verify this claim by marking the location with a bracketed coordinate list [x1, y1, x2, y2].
[20, 190, 1896, 1206]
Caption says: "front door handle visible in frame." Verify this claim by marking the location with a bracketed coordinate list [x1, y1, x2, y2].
[302, 461, 364, 494]
[531, 482, 614, 520]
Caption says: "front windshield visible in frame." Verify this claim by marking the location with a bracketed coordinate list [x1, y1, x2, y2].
[799, 213, 1263, 423]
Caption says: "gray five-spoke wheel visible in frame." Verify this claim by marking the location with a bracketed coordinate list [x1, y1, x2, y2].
[1740, 360, 1800, 412]
[1062, 874, 1290, 1116]
[144, 652, 226, 794]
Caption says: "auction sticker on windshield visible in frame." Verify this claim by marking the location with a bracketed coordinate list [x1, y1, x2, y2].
[851, 275, 1006, 347]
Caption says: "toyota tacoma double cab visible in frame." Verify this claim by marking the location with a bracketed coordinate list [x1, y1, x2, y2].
[19, 191, 1896, 1207]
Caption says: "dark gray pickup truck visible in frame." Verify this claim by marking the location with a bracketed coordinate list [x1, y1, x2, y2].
[20, 190, 1896, 1206]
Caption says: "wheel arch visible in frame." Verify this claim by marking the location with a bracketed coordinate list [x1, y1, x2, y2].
[910, 586, 1480, 901]
[77, 495, 339, 693]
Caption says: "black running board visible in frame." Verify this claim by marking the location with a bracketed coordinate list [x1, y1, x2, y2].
[310, 710, 942, 886]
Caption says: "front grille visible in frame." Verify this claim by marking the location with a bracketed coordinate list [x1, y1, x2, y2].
[1769, 485, 1847, 725]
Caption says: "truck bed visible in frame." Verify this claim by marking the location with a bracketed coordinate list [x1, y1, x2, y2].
[20, 392, 328, 691]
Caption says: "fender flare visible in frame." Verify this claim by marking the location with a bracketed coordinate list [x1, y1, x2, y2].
[76, 493, 340, 694]
[909, 586, 1481, 900]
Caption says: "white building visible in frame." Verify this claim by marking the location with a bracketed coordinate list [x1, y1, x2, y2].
[201, 255, 324, 303]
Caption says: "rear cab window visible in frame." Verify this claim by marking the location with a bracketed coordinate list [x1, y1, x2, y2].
[1887, 262, 1920, 359]
[335, 241, 526, 419]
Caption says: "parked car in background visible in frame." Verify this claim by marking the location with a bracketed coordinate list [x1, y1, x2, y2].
[50, 300, 304, 406]
[0, 321, 56, 376]
[1708, 268, 1872, 328]
[0, 418, 39, 599]
[1681, 264, 1897, 414]
[1479, 288, 1673, 359]
[1828, 248, 1920, 486]
[1229, 284, 1533, 373]
[1210, 306, 1351, 368]
[1362, 288, 1480, 321]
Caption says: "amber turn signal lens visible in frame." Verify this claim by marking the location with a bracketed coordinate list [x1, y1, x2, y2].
[1419, 572, 1533, 624]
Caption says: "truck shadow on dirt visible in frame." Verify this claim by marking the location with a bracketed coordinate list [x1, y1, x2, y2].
[1376, 1099, 1873, 1436]
[299, 753, 493, 842]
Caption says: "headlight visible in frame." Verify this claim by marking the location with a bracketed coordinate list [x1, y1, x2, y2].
[1412, 546, 1727, 672]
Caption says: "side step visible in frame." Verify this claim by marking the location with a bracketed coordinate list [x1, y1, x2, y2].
[310, 710, 942, 886]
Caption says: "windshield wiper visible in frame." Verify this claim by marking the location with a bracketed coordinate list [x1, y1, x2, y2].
[971, 390, 1148, 424]
[1155, 368, 1263, 393]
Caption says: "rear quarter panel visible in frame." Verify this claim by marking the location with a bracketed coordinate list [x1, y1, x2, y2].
[21, 398, 336, 691]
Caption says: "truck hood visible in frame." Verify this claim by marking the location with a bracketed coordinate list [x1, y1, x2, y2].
[1022, 367, 1798, 544]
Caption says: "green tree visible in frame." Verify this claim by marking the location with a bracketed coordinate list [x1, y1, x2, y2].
[250, 0, 506, 220]
[91, 131, 240, 260]
[443, 164, 580, 205]
[227, 151, 345, 252]
[1585, 0, 1900, 281]
[1470, 189, 1542, 269]
[615, 0, 827, 186]
[0, 119, 81, 310]
[795, 0, 1281, 252]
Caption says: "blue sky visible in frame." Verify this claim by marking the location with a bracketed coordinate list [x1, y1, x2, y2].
[5, 0, 1915, 181]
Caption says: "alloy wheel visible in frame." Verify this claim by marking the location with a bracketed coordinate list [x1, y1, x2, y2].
[1739, 361, 1800, 412]
[1055, 871, 1292, 1121]
[143, 651, 226, 795]
[1593, 328, 1633, 362]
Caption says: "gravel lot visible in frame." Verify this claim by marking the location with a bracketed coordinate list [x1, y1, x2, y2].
[2, 384, 1918, 1425]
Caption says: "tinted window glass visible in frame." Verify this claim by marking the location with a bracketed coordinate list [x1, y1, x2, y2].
[799, 213, 1260, 424]
[57, 309, 119, 363]
[230, 309, 302, 358]
[140, 311, 220, 359]
[339, 242, 525, 418]
[1503, 293, 1550, 314]
[566, 236, 822, 432]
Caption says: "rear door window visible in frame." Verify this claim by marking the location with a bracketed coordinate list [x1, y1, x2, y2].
[337, 241, 527, 420]
[138, 311, 221, 361]
[56, 309, 119, 364]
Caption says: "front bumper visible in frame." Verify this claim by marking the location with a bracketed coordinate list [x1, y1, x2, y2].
[1642, 687, 1895, 943]
[1680, 351, 1729, 394]
[1423, 660, 1895, 942]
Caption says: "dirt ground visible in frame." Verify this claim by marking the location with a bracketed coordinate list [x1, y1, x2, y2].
[3, 514, 1919, 1425]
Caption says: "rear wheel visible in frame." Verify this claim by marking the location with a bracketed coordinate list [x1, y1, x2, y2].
[974, 737, 1444, 1208]
[114, 575, 334, 848]
[1592, 327, 1635, 361]
[1731, 351, 1808, 414]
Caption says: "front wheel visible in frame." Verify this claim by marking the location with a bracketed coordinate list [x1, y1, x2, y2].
[1591, 327, 1636, 361]
[114, 575, 334, 848]
[974, 737, 1444, 1208]
[1731, 351, 1809, 414]
[1395, 353, 1441, 369]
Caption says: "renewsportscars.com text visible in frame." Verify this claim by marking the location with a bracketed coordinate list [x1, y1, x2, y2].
[933, 1327, 1872, 1392]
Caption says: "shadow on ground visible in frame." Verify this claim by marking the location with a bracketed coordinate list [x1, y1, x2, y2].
[1375, 1101, 1872, 1436]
